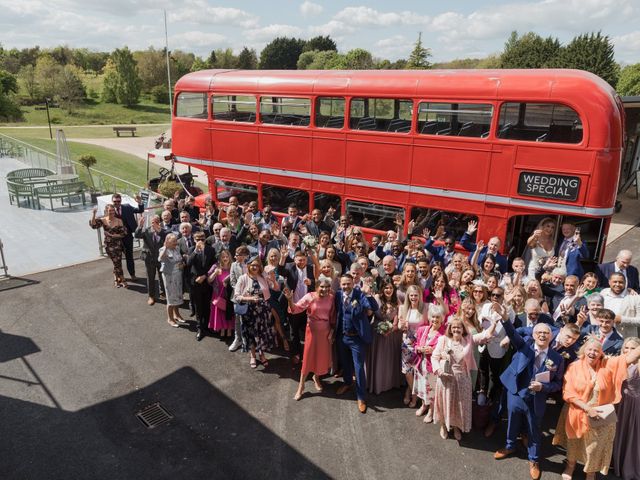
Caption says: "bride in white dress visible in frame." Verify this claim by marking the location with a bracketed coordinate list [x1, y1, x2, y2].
[526, 217, 557, 278]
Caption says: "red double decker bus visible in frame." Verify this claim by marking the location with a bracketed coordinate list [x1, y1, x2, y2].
[171, 69, 624, 263]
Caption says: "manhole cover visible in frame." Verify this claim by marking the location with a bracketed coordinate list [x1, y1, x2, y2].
[136, 402, 173, 429]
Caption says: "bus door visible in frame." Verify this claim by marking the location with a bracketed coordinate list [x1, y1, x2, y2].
[505, 214, 606, 275]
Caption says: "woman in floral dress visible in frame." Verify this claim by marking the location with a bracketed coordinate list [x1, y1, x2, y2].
[233, 256, 277, 368]
[90, 204, 127, 288]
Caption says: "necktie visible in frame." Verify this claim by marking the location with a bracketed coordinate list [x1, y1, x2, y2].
[153, 232, 159, 243]
[534, 351, 544, 370]
[116, 207, 121, 217]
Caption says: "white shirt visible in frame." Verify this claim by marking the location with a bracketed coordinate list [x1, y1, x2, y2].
[294, 266, 308, 302]
[601, 287, 640, 338]
[480, 303, 515, 359]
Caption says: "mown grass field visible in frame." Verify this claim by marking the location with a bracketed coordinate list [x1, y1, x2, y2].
[0, 124, 168, 139]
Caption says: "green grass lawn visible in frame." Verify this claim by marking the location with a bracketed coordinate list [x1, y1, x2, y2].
[0, 124, 169, 139]
[0, 98, 172, 127]
[15, 137, 151, 188]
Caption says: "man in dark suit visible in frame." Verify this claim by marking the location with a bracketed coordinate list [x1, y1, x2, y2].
[134, 215, 167, 305]
[160, 210, 176, 233]
[597, 249, 639, 292]
[248, 228, 280, 264]
[279, 250, 316, 363]
[556, 221, 589, 278]
[187, 232, 217, 341]
[541, 274, 587, 325]
[581, 308, 624, 356]
[112, 193, 144, 280]
[304, 208, 333, 238]
[460, 220, 508, 273]
[517, 322, 581, 365]
[206, 226, 238, 257]
[494, 320, 565, 480]
[514, 299, 557, 329]
[334, 275, 378, 413]
[178, 222, 196, 316]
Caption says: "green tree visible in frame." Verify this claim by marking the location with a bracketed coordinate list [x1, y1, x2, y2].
[190, 57, 209, 72]
[206, 50, 217, 68]
[406, 32, 431, 69]
[56, 64, 86, 113]
[101, 58, 118, 103]
[302, 35, 337, 53]
[0, 69, 22, 121]
[259, 37, 305, 69]
[555, 32, 619, 87]
[111, 47, 142, 106]
[236, 47, 258, 69]
[617, 63, 640, 96]
[34, 55, 62, 99]
[134, 47, 166, 91]
[500, 31, 561, 69]
[344, 48, 374, 70]
[297, 50, 346, 69]
[18, 64, 39, 100]
[214, 48, 237, 69]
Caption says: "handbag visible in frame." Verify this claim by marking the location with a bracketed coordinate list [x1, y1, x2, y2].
[234, 302, 248, 315]
[441, 340, 454, 376]
[212, 297, 227, 311]
[587, 404, 617, 429]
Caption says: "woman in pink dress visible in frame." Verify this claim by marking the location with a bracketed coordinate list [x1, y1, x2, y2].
[431, 315, 498, 441]
[207, 249, 234, 337]
[285, 275, 336, 401]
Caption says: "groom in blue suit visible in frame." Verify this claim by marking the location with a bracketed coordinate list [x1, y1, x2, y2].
[494, 320, 565, 480]
[335, 274, 378, 413]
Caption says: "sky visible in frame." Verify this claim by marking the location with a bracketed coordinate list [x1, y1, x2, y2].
[1, 0, 639, 64]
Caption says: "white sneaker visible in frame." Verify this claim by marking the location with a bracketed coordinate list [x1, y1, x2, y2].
[229, 337, 242, 352]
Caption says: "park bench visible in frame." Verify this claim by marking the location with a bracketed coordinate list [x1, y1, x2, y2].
[34, 181, 87, 211]
[113, 126, 137, 137]
[6, 179, 36, 208]
[6, 168, 55, 184]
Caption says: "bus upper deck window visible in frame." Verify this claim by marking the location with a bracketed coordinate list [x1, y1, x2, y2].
[417, 102, 492, 138]
[212, 95, 256, 123]
[176, 92, 208, 119]
[349, 98, 412, 133]
[497, 102, 583, 144]
[260, 97, 311, 126]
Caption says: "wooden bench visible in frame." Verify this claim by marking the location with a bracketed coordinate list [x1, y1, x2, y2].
[113, 126, 137, 137]
[34, 181, 87, 211]
[6, 180, 36, 208]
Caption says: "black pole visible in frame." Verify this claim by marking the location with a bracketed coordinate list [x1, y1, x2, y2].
[45, 98, 53, 140]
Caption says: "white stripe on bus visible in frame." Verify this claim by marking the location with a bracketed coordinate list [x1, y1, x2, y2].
[176, 156, 614, 217]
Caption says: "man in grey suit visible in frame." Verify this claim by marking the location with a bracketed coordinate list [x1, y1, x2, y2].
[134, 215, 167, 305]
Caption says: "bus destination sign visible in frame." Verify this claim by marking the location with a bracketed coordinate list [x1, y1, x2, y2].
[517, 171, 580, 201]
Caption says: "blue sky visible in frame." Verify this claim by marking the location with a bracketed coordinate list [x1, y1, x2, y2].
[1, 0, 639, 64]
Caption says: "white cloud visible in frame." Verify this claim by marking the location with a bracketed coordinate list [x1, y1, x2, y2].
[308, 20, 355, 37]
[333, 6, 430, 27]
[244, 24, 303, 41]
[171, 31, 227, 48]
[612, 30, 640, 63]
[169, 3, 258, 28]
[300, 1, 322, 17]
[374, 35, 413, 58]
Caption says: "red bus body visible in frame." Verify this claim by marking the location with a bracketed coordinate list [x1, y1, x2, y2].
[172, 69, 624, 262]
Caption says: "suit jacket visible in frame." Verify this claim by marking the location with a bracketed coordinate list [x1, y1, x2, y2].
[424, 239, 455, 266]
[500, 319, 565, 417]
[335, 288, 379, 344]
[248, 239, 281, 263]
[134, 226, 166, 263]
[206, 237, 239, 256]
[597, 261, 640, 292]
[305, 220, 333, 238]
[278, 263, 316, 296]
[514, 312, 555, 330]
[117, 202, 144, 235]
[186, 245, 217, 286]
[178, 235, 195, 256]
[540, 282, 587, 324]
[460, 232, 508, 273]
[556, 238, 589, 278]
[580, 325, 624, 356]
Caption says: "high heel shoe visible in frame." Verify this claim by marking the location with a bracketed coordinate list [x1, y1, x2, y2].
[250, 356, 257, 369]
[453, 428, 462, 441]
[408, 394, 418, 408]
[424, 410, 433, 423]
[440, 426, 448, 440]
[561, 461, 576, 480]
[293, 391, 303, 401]
[313, 375, 323, 392]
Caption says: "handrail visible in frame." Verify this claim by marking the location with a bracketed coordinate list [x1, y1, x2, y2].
[0, 237, 8, 277]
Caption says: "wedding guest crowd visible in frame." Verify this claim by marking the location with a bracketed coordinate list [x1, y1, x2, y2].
[91, 193, 640, 480]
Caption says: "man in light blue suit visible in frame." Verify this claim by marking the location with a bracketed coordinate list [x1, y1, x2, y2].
[335, 275, 378, 413]
[494, 320, 565, 480]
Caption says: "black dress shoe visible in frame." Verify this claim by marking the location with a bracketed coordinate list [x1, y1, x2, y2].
[196, 331, 205, 341]
[190, 311, 196, 317]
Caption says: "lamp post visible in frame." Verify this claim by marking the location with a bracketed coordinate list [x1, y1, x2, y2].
[44, 98, 53, 140]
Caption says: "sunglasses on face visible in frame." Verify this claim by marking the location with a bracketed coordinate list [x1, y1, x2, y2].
[491, 292, 503, 298]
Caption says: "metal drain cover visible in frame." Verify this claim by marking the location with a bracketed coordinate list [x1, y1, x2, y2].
[136, 402, 173, 429]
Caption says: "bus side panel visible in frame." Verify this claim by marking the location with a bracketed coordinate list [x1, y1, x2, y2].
[210, 124, 259, 167]
[412, 141, 491, 194]
[312, 131, 346, 178]
[344, 134, 412, 186]
[487, 144, 515, 196]
[588, 150, 621, 209]
[259, 127, 311, 174]
[172, 120, 211, 161]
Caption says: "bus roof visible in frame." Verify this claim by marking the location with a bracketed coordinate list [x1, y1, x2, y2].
[176, 68, 617, 104]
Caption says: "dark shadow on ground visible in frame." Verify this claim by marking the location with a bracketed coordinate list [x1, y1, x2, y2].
[0, 366, 330, 480]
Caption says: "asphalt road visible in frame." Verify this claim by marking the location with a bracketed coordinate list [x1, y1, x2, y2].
[1, 250, 632, 479]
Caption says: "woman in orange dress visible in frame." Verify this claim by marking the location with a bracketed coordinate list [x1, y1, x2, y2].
[285, 275, 336, 401]
[553, 334, 640, 479]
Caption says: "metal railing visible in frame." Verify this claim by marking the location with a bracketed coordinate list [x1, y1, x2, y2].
[0, 237, 8, 277]
[0, 132, 147, 198]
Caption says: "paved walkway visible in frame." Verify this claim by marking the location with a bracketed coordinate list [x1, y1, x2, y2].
[0, 157, 100, 277]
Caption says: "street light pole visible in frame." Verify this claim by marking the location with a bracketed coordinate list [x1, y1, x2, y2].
[44, 98, 53, 140]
